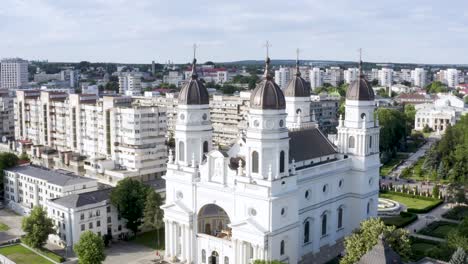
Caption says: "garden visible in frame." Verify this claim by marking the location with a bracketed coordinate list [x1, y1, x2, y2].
[381, 211, 418, 228]
[409, 237, 454, 262]
[442, 205, 468, 221]
[379, 191, 442, 213]
[418, 221, 458, 239]
[0, 244, 54, 264]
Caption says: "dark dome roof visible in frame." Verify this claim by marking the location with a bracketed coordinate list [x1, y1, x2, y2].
[283, 71, 310, 97]
[178, 59, 209, 105]
[250, 57, 285, 110]
[346, 74, 375, 101]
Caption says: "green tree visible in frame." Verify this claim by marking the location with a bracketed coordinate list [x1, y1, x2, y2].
[377, 108, 407, 155]
[21, 206, 55, 248]
[432, 185, 440, 198]
[110, 178, 149, 236]
[404, 104, 416, 132]
[142, 190, 164, 248]
[426, 81, 448, 94]
[0, 152, 19, 191]
[19, 152, 30, 161]
[447, 218, 468, 251]
[340, 218, 410, 264]
[74, 231, 106, 264]
[449, 247, 467, 264]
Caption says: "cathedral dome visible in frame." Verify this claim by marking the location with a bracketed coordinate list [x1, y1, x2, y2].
[250, 58, 286, 110]
[178, 59, 209, 105]
[283, 69, 310, 97]
[346, 67, 375, 101]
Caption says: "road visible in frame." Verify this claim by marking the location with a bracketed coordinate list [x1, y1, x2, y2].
[389, 139, 435, 179]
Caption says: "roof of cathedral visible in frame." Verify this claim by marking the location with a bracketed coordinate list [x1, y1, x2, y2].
[289, 127, 336, 162]
[283, 62, 310, 97]
[357, 235, 403, 264]
[250, 57, 286, 110]
[178, 58, 209, 105]
[346, 62, 375, 101]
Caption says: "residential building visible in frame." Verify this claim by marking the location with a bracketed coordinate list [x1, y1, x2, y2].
[309, 67, 323, 90]
[34, 72, 62, 83]
[46, 188, 128, 249]
[399, 69, 412, 83]
[323, 67, 343, 87]
[414, 94, 467, 133]
[163, 71, 184, 87]
[411, 68, 427, 88]
[445, 68, 459, 88]
[0, 90, 14, 139]
[118, 72, 142, 95]
[274, 67, 291, 89]
[378, 68, 393, 87]
[14, 91, 167, 185]
[1, 58, 29, 89]
[344, 68, 359, 84]
[3, 165, 98, 215]
[162, 56, 379, 264]
[395, 93, 435, 105]
[310, 93, 340, 134]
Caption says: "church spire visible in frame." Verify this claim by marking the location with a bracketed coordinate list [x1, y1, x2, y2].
[358, 48, 364, 78]
[191, 43, 198, 79]
[263, 41, 272, 80]
[295, 48, 301, 77]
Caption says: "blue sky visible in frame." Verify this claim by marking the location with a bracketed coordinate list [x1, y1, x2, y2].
[1, 0, 467, 64]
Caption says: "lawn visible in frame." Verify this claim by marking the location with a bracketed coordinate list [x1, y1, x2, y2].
[379, 192, 438, 211]
[133, 228, 165, 250]
[442, 205, 468, 221]
[38, 248, 65, 263]
[381, 212, 418, 228]
[380, 158, 402, 176]
[0, 244, 54, 264]
[410, 237, 454, 261]
[418, 221, 458, 239]
[0, 222, 10, 231]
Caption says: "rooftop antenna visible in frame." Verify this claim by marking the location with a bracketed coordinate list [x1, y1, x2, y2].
[191, 43, 198, 79]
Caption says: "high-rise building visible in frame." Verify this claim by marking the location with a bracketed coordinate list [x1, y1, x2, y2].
[118, 72, 142, 95]
[378, 67, 393, 87]
[0, 90, 14, 139]
[1, 58, 29, 89]
[411, 68, 427, 88]
[344, 68, 359, 84]
[445, 68, 459, 88]
[309, 67, 323, 90]
[324, 67, 343, 86]
[274, 67, 291, 89]
[399, 69, 412, 83]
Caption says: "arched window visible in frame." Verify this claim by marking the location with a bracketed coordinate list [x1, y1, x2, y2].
[304, 220, 310, 244]
[369, 136, 372, 149]
[252, 151, 259, 173]
[367, 201, 371, 215]
[202, 249, 206, 263]
[279, 151, 285, 173]
[179, 141, 185, 162]
[224, 256, 229, 264]
[338, 207, 343, 229]
[280, 240, 285, 255]
[321, 213, 327, 236]
[203, 141, 209, 154]
[348, 136, 355, 148]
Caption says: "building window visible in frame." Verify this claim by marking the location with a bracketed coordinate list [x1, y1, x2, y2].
[367, 201, 371, 215]
[107, 217, 111, 223]
[118, 225, 122, 231]
[107, 206, 111, 213]
[179, 141, 185, 162]
[304, 220, 310, 244]
[348, 136, 355, 148]
[321, 213, 327, 236]
[369, 136, 372, 148]
[338, 207, 343, 229]
[279, 151, 285, 173]
[80, 213, 84, 220]
[96, 210, 100, 216]
[97, 221, 101, 227]
[280, 240, 285, 255]
[81, 224, 85, 231]
[251, 151, 259, 173]
[89, 222, 93, 229]
[202, 250, 206, 263]
[224, 256, 229, 264]
[203, 141, 209, 154]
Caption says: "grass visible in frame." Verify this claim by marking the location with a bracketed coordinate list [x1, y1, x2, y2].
[381, 212, 418, 228]
[410, 237, 454, 262]
[0, 222, 10, 231]
[0, 244, 53, 264]
[418, 221, 458, 238]
[380, 158, 402, 176]
[442, 205, 468, 221]
[133, 228, 165, 250]
[379, 192, 438, 210]
[38, 248, 65, 263]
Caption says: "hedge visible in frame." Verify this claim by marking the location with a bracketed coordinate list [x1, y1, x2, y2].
[442, 205, 468, 221]
[382, 211, 418, 228]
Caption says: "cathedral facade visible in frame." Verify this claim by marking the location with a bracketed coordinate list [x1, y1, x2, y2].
[162, 56, 380, 264]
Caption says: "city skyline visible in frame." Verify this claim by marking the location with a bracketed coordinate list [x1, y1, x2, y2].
[1, 0, 467, 64]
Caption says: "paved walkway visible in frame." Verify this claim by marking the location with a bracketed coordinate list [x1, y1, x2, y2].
[103, 241, 161, 264]
[390, 140, 434, 179]
[0, 209, 25, 243]
[406, 202, 456, 233]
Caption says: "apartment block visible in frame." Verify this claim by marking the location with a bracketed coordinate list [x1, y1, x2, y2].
[1, 58, 29, 89]
[0, 90, 14, 139]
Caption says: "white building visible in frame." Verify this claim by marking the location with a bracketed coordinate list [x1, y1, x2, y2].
[323, 67, 343, 87]
[309, 68, 323, 90]
[399, 69, 412, 83]
[1, 58, 29, 89]
[46, 188, 128, 249]
[3, 165, 98, 215]
[118, 72, 143, 95]
[411, 68, 427, 88]
[274, 67, 291, 89]
[445, 69, 459, 88]
[414, 94, 467, 133]
[0, 90, 14, 139]
[162, 57, 379, 264]
[344, 68, 359, 84]
[378, 68, 393, 87]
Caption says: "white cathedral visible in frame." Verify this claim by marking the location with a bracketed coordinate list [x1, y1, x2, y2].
[162, 54, 380, 264]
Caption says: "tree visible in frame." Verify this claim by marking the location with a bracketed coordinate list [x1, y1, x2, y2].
[377, 108, 407, 156]
[449, 248, 467, 264]
[423, 124, 433, 133]
[426, 81, 448, 94]
[21, 206, 55, 248]
[447, 218, 468, 251]
[0, 152, 19, 191]
[404, 104, 416, 132]
[340, 218, 410, 264]
[110, 178, 149, 236]
[74, 231, 106, 264]
[142, 190, 164, 248]
[432, 184, 440, 198]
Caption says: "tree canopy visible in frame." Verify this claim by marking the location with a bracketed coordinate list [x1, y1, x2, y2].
[426, 81, 448, 94]
[21, 206, 55, 248]
[74, 231, 106, 264]
[110, 178, 150, 236]
[142, 190, 164, 247]
[447, 218, 468, 251]
[377, 108, 407, 159]
[340, 218, 411, 264]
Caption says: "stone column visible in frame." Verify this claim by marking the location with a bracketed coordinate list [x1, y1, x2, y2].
[165, 220, 170, 257]
[233, 239, 238, 264]
[181, 224, 186, 262]
[239, 241, 245, 264]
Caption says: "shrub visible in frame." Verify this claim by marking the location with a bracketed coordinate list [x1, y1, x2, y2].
[443, 206, 468, 221]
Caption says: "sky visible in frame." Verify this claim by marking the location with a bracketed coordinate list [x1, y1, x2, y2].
[1, 0, 467, 64]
